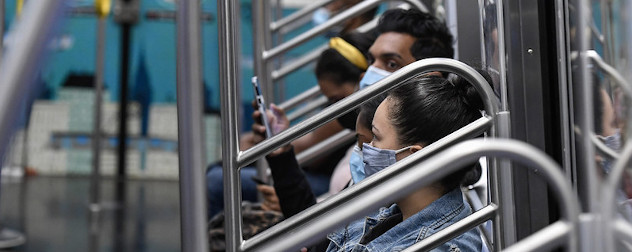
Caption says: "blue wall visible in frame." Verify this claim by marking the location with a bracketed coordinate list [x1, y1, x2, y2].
[3, 0, 324, 113]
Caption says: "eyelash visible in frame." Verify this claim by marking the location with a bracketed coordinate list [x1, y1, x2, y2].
[386, 61, 399, 69]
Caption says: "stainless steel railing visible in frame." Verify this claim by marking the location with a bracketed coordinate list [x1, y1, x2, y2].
[219, 55, 500, 251]
[253, 0, 428, 105]
[248, 139, 579, 251]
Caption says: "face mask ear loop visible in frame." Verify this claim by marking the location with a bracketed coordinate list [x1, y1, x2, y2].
[394, 146, 413, 154]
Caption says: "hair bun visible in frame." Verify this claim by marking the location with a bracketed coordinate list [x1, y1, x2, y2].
[447, 69, 492, 111]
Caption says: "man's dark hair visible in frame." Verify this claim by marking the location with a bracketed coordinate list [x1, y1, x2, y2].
[377, 8, 454, 59]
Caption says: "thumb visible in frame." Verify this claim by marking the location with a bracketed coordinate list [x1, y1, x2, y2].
[270, 103, 286, 117]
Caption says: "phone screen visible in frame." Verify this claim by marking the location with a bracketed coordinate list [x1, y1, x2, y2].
[252, 76, 273, 138]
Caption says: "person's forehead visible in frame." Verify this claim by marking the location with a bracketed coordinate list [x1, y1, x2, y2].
[370, 32, 417, 55]
[372, 98, 391, 129]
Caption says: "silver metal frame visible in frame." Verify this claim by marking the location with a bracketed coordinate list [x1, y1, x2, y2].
[253, 0, 428, 104]
[176, 0, 208, 251]
[248, 139, 579, 251]
[217, 55, 500, 251]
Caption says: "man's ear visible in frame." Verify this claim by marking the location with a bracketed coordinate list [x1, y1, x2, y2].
[358, 72, 365, 82]
[409, 145, 423, 153]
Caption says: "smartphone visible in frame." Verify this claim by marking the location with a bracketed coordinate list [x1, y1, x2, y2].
[251, 175, 269, 185]
[252, 76, 273, 138]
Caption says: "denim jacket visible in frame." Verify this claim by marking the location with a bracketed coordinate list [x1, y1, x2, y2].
[326, 189, 482, 252]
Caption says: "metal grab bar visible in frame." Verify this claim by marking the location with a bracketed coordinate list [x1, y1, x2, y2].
[278, 86, 322, 111]
[614, 219, 632, 246]
[262, 0, 427, 62]
[175, 0, 208, 251]
[287, 96, 328, 122]
[402, 204, 498, 252]
[585, 50, 632, 101]
[270, 0, 336, 32]
[241, 116, 492, 251]
[271, 11, 379, 82]
[502, 221, 572, 252]
[602, 141, 632, 252]
[245, 139, 579, 252]
[217, 0, 244, 250]
[296, 129, 356, 165]
[271, 44, 328, 81]
[0, 0, 66, 169]
[239, 58, 499, 168]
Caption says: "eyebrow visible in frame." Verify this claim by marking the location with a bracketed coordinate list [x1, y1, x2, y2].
[379, 52, 403, 59]
[367, 51, 403, 60]
[372, 124, 380, 134]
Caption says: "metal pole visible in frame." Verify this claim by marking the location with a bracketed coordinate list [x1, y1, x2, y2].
[176, 0, 208, 250]
[0, 0, 4, 60]
[247, 139, 579, 251]
[263, 0, 426, 62]
[252, 0, 274, 104]
[238, 58, 499, 167]
[243, 116, 492, 250]
[217, 0, 243, 250]
[0, 0, 66, 179]
[88, 12, 107, 252]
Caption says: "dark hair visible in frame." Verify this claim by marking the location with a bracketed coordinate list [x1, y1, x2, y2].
[377, 9, 454, 59]
[387, 74, 485, 190]
[358, 93, 388, 130]
[316, 31, 376, 86]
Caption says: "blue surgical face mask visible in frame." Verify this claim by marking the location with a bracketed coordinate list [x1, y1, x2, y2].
[312, 8, 330, 26]
[362, 143, 412, 178]
[359, 66, 392, 90]
[349, 145, 365, 184]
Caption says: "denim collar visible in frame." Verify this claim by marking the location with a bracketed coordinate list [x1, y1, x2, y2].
[327, 189, 468, 251]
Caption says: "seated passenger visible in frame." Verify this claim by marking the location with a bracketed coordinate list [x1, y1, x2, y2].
[358, 8, 454, 89]
[255, 7, 457, 219]
[261, 74, 484, 251]
[206, 31, 375, 218]
[260, 93, 387, 217]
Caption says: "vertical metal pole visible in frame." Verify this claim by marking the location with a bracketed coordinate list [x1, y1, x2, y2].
[89, 14, 107, 252]
[252, 0, 273, 186]
[0, 0, 4, 60]
[218, 0, 243, 250]
[91, 15, 106, 213]
[575, 0, 599, 251]
[0, 0, 66, 178]
[273, 0, 285, 101]
[576, 0, 599, 213]
[488, 0, 516, 250]
[253, 0, 273, 104]
[176, 0, 208, 251]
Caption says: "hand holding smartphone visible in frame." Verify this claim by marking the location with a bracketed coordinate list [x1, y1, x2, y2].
[252, 76, 273, 138]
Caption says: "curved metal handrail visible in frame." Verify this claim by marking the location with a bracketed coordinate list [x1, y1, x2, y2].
[245, 139, 580, 252]
[262, 0, 427, 62]
[602, 142, 632, 252]
[296, 129, 356, 165]
[586, 50, 632, 100]
[278, 85, 322, 111]
[238, 58, 499, 167]
[270, 0, 336, 32]
[242, 119, 492, 251]
[271, 9, 380, 82]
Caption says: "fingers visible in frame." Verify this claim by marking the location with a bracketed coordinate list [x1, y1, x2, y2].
[256, 184, 275, 195]
[269, 103, 286, 117]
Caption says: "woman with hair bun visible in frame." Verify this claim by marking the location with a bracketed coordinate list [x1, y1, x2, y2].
[261, 73, 486, 251]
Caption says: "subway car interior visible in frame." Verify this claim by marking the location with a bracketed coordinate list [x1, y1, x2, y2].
[0, 0, 631, 251]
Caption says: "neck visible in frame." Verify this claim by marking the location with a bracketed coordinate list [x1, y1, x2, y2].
[396, 185, 444, 220]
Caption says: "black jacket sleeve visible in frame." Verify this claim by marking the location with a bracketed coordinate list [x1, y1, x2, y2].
[265, 147, 317, 218]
